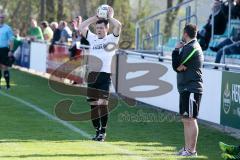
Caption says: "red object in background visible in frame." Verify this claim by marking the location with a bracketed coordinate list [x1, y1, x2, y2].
[47, 44, 85, 84]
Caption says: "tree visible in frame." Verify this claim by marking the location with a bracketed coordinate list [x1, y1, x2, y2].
[46, 0, 56, 22]
[163, 0, 184, 43]
[57, 0, 63, 21]
[40, 0, 45, 21]
[79, 0, 88, 19]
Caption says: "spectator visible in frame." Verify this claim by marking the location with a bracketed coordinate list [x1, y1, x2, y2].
[59, 21, 72, 43]
[0, 11, 14, 90]
[210, 28, 240, 66]
[12, 28, 22, 53]
[72, 16, 82, 31]
[198, 0, 240, 50]
[69, 16, 89, 59]
[27, 18, 44, 41]
[232, 0, 240, 19]
[50, 22, 61, 44]
[71, 19, 79, 41]
[71, 16, 84, 41]
[143, 32, 153, 50]
[76, 16, 82, 28]
[41, 21, 53, 42]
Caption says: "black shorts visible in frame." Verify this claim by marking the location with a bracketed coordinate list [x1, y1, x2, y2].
[0, 47, 10, 66]
[179, 91, 202, 119]
[87, 72, 111, 102]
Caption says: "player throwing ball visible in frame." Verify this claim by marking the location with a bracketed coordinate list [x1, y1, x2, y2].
[79, 5, 122, 142]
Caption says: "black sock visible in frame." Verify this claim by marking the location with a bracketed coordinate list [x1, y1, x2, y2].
[91, 105, 100, 131]
[100, 105, 108, 134]
[4, 70, 10, 87]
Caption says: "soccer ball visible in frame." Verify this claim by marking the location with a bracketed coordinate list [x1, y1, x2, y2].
[97, 4, 110, 19]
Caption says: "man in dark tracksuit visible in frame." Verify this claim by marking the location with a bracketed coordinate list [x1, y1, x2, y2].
[172, 24, 204, 157]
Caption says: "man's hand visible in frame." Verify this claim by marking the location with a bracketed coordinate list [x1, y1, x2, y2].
[177, 64, 187, 72]
[108, 6, 114, 19]
[79, 16, 98, 38]
[175, 42, 185, 49]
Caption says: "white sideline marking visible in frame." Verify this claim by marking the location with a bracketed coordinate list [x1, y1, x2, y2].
[0, 91, 147, 160]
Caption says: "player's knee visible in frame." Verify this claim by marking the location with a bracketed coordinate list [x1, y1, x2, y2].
[87, 98, 99, 105]
[189, 117, 197, 122]
[182, 117, 190, 123]
[98, 99, 108, 105]
[90, 101, 99, 106]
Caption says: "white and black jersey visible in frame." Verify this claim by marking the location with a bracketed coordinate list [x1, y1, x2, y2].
[86, 30, 120, 74]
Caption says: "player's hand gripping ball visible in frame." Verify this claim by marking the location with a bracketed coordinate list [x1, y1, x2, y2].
[97, 4, 114, 19]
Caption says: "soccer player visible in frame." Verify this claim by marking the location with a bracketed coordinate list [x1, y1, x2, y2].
[79, 6, 122, 141]
[172, 24, 204, 156]
[0, 11, 14, 90]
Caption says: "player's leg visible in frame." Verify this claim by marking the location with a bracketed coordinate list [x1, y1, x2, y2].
[188, 118, 198, 153]
[182, 118, 190, 150]
[178, 92, 190, 155]
[87, 72, 101, 140]
[2, 65, 10, 89]
[183, 93, 201, 156]
[181, 119, 198, 156]
[98, 98, 109, 142]
[88, 98, 101, 140]
[1, 48, 11, 89]
[179, 92, 199, 156]
[97, 72, 111, 142]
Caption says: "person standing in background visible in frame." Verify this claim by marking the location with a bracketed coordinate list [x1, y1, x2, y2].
[27, 18, 44, 41]
[0, 11, 14, 90]
[172, 24, 204, 157]
[41, 21, 53, 42]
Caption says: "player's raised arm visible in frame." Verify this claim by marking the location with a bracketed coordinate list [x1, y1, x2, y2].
[79, 16, 98, 38]
[108, 7, 122, 37]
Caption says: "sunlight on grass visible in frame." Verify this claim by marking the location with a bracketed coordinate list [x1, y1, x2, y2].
[0, 69, 238, 160]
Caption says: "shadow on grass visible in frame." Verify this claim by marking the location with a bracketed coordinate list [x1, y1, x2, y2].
[0, 69, 237, 160]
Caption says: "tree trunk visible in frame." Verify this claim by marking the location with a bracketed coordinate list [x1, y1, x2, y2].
[79, 0, 88, 19]
[40, 0, 46, 21]
[10, 0, 23, 22]
[163, 0, 184, 43]
[57, 0, 63, 21]
[46, 0, 55, 22]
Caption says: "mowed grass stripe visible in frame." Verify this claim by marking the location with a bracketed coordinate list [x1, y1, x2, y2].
[0, 69, 239, 160]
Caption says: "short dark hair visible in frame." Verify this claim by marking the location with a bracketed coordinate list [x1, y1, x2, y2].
[184, 24, 197, 39]
[41, 21, 49, 28]
[96, 19, 109, 27]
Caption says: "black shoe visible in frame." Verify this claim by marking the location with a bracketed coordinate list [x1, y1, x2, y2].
[97, 133, 106, 142]
[210, 46, 219, 52]
[92, 130, 100, 141]
[6, 85, 10, 91]
[225, 67, 230, 71]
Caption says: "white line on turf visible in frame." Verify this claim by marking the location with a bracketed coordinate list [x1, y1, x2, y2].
[0, 91, 147, 160]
